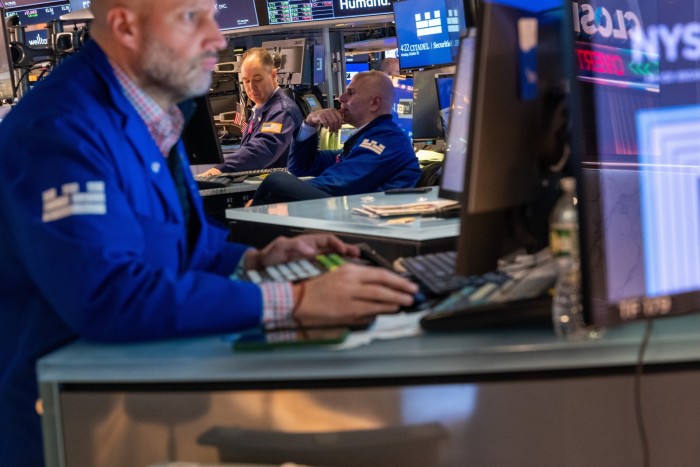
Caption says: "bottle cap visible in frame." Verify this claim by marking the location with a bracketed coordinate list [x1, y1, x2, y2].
[560, 176, 576, 193]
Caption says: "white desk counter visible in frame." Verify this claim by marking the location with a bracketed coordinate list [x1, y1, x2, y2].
[225, 189, 459, 260]
[38, 314, 700, 467]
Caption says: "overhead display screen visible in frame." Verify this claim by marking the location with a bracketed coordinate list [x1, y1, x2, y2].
[265, 0, 392, 25]
[5, 2, 70, 27]
[393, 0, 466, 70]
[216, 1, 259, 30]
[3, 0, 59, 7]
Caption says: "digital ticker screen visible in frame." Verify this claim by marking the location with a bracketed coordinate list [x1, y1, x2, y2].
[5, 2, 70, 27]
[3, 0, 59, 7]
[265, 0, 392, 25]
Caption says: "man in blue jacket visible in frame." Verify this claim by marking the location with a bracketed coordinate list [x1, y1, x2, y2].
[0, 0, 418, 465]
[201, 47, 303, 175]
[250, 70, 421, 205]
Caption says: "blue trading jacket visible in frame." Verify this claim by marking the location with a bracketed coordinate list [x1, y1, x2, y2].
[216, 88, 303, 172]
[0, 41, 264, 465]
[287, 114, 421, 196]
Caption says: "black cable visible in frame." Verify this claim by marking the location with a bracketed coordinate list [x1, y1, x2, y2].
[12, 67, 33, 95]
[634, 319, 654, 467]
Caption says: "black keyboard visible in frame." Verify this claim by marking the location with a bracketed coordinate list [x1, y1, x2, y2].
[194, 174, 247, 189]
[400, 251, 478, 296]
[418, 256, 557, 331]
[195, 168, 288, 190]
[399, 249, 557, 330]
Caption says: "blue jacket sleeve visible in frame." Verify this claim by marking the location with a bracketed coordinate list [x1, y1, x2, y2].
[287, 132, 340, 177]
[217, 104, 300, 173]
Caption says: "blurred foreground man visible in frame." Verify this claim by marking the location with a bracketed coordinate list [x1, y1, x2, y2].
[0, 1, 418, 464]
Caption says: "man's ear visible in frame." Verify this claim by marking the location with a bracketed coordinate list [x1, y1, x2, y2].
[106, 7, 141, 51]
[370, 95, 383, 113]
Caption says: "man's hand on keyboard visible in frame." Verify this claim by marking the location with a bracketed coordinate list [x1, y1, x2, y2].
[293, 263, 420, 327]
[243, 233, 360, 271]
[199, 167, 222, 177]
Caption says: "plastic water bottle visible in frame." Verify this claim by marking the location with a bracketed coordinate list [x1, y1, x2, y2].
[549, 177, 585, 339]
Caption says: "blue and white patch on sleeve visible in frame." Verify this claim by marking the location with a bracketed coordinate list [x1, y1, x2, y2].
[42, 181, 107, 223]
[359, 139, 386, 155]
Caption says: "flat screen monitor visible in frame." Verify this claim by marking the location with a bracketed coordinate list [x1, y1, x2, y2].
[208, 93, 242, 141]
[412, 66, 452, 141]
[434, 73, 454, 135]
[390, 76, 414, 142]
[453, 0, 569, 276]
[215, 0, 258, 31]
[438, 35, 475, 201]
[182, 95, 225, 166]
[302, 93, 321, 112]
[262, 38, 307, 85]
[263, 0, 392, 25]
[0, 6, 15, 100]
[345, 61, 369, 85]
[572, 1, 700, 326]
[392, 0, 467, 71]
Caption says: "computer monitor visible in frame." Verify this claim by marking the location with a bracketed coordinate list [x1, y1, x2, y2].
[392, 0, 468, 71]
[208, 94, 242, 142]
[215, 0, 258, 31]
[345, 61, 369, 85]
[571, 2, 700, 327]
[182, 95, 224, 166]
[438, 35, 475, 202]
[434, 73, 454, 136]
[261, 38, 307, 86]
[390, 76, 414, 142]
[453, 0, 569, 276]
[0, 6, 15, 100]
[412, 66, 453, 142]
[301, 93, 321, 112]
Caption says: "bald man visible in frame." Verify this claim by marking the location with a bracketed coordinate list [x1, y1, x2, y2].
[0, 2, 418, 463]
[251, 70, 421, 205]
[380, 56, 400, 76]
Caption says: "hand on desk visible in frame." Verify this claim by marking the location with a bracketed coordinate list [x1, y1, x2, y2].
[295, 263, 419, 327]
[243, 233, 360, 271]
[200, 167, 222, 177]
[243, 234, 418, 326]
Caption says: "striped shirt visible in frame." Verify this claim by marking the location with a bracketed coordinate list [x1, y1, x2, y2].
[109, 62, 296, 328]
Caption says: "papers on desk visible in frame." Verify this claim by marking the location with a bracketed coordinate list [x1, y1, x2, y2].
[352, 200, 459, 218]
[332, 311, 429, 350]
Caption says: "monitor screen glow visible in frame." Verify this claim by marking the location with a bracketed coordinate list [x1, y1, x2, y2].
[265, 0, 392, 25]
[435, 74, 454, 135]
[391, 76, 414, 142]
[573, 0, 700, 326]
[438, 37, 474, 200]
[393, 0, 467, 71]
[216, 0, 258, 31]
[345, 61, 369, 85]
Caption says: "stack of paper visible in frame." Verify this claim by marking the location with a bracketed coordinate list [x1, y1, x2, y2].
[352, 200, 459, 217]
